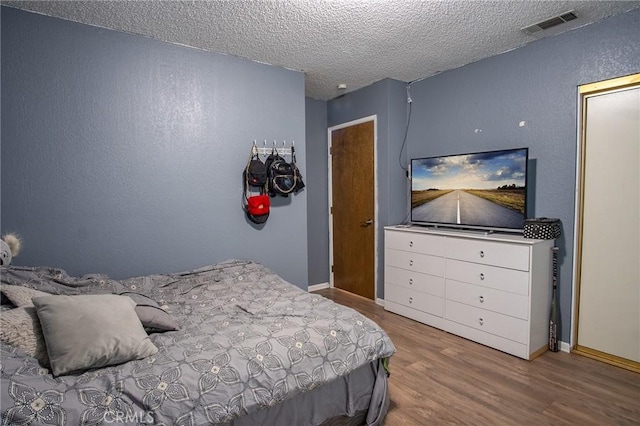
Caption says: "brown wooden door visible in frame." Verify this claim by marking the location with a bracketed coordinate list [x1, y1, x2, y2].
[330, 119, 375, 300]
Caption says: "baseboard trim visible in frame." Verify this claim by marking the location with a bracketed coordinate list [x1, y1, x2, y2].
[376, 298, 385, 307]
[308, 282, 329, 292]
[560, 341, 571, 353]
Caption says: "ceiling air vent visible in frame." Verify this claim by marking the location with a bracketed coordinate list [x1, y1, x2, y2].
[522, 10, 578, 35]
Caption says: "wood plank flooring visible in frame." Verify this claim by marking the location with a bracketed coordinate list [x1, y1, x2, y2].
[314, 288, 640, 426]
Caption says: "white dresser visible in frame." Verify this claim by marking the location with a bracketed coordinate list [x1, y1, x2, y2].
[384, 226, 553, 360]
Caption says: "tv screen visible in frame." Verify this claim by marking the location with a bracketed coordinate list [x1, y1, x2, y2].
[410, 147, 529, 233]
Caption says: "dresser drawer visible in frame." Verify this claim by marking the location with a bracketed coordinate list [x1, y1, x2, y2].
[386, 283, 443, 317]
[385, 230, 444, 256]
[386, 266, 445, 298]
[386, 249, 444, 276]
[445, 259, 529, 296]
[445, 238, 530, 271]
[446, 279, 529, 320]
[445, 300, 528, 344]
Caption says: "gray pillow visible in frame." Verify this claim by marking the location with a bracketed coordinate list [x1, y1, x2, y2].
[121, 292, 180, 332]
[0, 306, 50, 366]
[32, 294, 158, 376]
[2, 285, 179, 332]
[1, 285, 50, 307]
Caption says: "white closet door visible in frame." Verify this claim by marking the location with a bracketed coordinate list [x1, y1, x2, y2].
[577, 83, 639, 364]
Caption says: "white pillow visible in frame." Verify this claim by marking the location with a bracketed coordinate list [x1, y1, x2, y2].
[0, 307, 49, 366]
[1, 285, 50, 307]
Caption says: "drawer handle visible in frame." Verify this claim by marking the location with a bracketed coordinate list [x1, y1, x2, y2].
[409, 241, 413, 247]
[479, 295, 484, 303]
[479, 273, 485, 281]
[479, 318, 484, 326]
[409, 260, 413, 267]
[479, 250, 485, 258]
[409, 297, 413, 304]
[409, 278, 413, 285]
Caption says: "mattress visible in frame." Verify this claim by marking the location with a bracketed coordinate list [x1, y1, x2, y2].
[0, 259, 395, 425]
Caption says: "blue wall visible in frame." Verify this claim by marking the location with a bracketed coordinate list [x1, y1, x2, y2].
[328, 78, 408, 299]
[326, 8, 640, 341]
[403, 9, 640, 343]
[305, 98, 330, 285]
[0, 7, 309, 287]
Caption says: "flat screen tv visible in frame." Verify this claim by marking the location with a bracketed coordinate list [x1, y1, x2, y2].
[410, 147, 529, 233]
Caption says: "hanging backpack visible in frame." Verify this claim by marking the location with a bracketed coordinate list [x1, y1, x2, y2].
[289, 145, 305, 193]
[265, 150, 296, 197]
[244, 149, 268, 188]
[243, 147, 270, 224]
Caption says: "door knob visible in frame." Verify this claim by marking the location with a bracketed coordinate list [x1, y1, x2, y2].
[360, 219, 373, 227]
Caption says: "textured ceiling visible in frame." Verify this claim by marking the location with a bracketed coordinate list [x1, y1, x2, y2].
[3, 1, 640, 100]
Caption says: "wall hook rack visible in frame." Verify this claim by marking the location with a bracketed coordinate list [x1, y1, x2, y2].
[252, 140, 292, 156]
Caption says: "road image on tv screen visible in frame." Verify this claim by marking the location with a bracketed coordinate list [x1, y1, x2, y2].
[411, 148, 527, 230]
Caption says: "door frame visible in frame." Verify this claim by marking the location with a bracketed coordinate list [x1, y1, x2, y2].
[571, 73, 640, 371]
[327, 115, 378, 301]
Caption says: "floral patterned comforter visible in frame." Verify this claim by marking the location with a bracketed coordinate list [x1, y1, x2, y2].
[0, 260, 395, 425]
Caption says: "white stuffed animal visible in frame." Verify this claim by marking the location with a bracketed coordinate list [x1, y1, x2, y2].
[0, 234, 21, 266]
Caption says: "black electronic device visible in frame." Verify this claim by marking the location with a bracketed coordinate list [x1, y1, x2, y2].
[410, 147, 529, 233]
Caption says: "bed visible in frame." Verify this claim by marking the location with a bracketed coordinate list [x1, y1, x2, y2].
[0, 259, 395, 425]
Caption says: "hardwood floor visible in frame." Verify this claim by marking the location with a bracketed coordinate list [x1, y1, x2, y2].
[314, 288, 640, 425]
